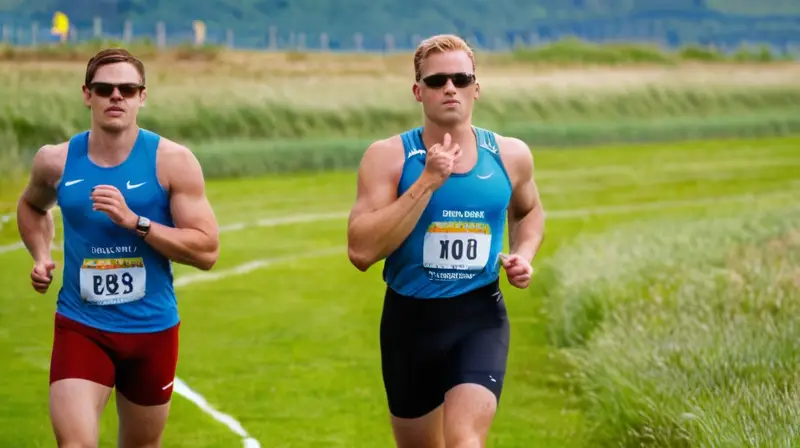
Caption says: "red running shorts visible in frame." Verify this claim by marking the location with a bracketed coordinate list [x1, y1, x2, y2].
[49, 312, 180, 406]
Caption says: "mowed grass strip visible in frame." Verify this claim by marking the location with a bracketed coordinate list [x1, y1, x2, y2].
[0, 137, 797, 446]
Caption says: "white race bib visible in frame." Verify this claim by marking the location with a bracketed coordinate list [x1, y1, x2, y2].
[79, 257, 146, 306]
[422, 221, 492, 271]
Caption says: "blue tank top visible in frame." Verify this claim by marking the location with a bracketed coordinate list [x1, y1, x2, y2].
[383, 126, 513, 299]
[55, 129, 179, 333]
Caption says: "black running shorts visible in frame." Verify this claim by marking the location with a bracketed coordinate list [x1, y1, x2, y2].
[379, 279, 511, 419]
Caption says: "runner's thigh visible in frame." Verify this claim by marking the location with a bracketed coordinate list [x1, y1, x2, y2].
[115, 323, 180, 447]
[49, 313, 115, 446]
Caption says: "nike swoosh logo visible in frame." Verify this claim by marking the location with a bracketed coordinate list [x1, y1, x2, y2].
[126, 181, 146, 190]
[477, 173, 493, 180]
[64, 179, 84, 186]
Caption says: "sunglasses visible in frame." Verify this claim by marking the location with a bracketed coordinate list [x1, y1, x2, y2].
[88, 82, 144, 98]
[421, 72, 476, 88]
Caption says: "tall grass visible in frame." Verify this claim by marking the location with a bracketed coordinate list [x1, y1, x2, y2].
[541, 206, 800, 446]
[3, 77, 799, 162]
[1, 45, 798, 178]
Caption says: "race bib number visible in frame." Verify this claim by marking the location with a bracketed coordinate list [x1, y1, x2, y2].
[423, 221, 492, 271]
[79, 258, 146, 306]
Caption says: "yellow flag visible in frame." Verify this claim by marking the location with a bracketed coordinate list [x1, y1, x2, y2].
[193, 20, 206, 46]
[51, 11, 69, 37]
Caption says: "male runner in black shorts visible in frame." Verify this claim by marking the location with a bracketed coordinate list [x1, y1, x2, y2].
[347, 34, 545, 447]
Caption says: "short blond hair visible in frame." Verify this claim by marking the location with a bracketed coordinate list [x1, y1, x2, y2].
[413, 34, 476, 81]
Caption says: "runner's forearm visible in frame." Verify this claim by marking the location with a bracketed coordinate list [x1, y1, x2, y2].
[143, 222, 219, 271]
[348, 175, 437, 270]
[509, 206, 544, 263]
[16, 199, 54, 263]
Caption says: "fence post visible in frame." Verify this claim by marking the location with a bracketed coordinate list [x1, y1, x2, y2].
[156, 21, 165, 49]
[354, 33, 363, 51]
[31, 21, 38, 47]
[93, 17, 102, 38]
[384, 33, 394, 52]
[123, 20, 132, 43]
[268, 25, 277, 50]
[226, 29, 234, 48]
[320, 32, 329, 51]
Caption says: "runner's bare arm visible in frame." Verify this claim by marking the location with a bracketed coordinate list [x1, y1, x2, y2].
[144, 142, 219, 271]
[347, 138, 436, 271]
[502, 137, 545, 263]
[16, 144, 65, 263]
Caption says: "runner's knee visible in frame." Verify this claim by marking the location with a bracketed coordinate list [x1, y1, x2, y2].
[446, 435, 482, 448]
[57, 442, 99, 448]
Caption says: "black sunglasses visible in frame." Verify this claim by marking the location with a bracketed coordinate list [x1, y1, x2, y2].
[421, 72, 476, 88]
[88, 82, 144, 98]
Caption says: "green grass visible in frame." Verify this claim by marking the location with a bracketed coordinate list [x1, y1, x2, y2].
[1, 37, 789, 65]
[541, 208, 800, 446]
[509, 38, 790, 65]
[187, 113, 800, 178]
[1, 136, 799, 446]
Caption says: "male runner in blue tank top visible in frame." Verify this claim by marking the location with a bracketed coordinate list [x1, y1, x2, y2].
[347, 34, 545, 447]
[16, 48, 219, 447]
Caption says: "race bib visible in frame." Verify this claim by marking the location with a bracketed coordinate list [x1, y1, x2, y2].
[423, 221, 492, 271]
[79, 257, 146, 306]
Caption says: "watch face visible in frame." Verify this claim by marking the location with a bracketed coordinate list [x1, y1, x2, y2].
[138, 216, 151, 228]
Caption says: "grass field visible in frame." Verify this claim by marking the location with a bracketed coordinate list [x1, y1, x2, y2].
[1, 135, 799, 447]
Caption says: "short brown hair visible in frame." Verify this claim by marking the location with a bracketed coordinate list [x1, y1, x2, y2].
[413, 34, 476, 81]
[84, 48, 146, 86]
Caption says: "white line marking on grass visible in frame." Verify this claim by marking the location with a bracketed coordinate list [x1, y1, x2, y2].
[0, 213, 11, 232]
[169, 247, 343, 448]
[173, 247, 345, 288]
[0, 242, 23, 255]
[218, 212, 349, 232]
[0, 241, 62, 255]
[0, 190, 795, 257]
[217, 190, 798, 234]
[172, 378, 261, 448]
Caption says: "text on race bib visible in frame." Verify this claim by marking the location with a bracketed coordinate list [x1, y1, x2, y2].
[422, 221, 492, 271]
[79, 257, 146, 306]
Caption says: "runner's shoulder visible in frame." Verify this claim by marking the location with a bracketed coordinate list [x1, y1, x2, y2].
[361, 134, 405, 170]
[32, 142, 69, 187]
[492, 133, 531, 158]
[156, 135, 198, 162]
[492, 133, 534, 175]
[154, 136, 204, 191]
[364, 134, 404, 157]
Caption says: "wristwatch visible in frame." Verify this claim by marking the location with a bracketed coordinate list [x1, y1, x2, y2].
[135, 215, 151, 238]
